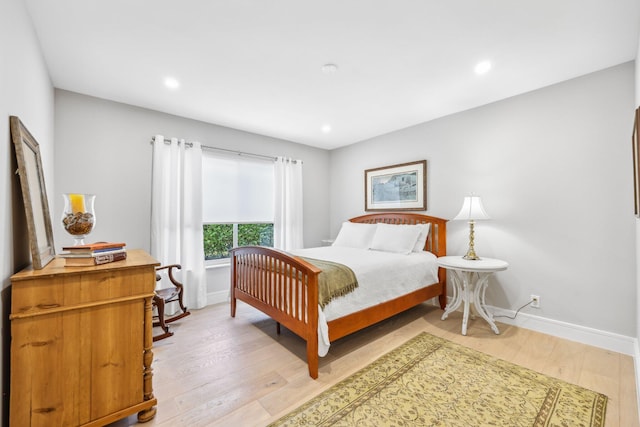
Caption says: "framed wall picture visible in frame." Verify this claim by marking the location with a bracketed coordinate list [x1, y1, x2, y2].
[634, 107, 640, 217]
[10, 116, 56, 269]
[365, 160, 427, 211]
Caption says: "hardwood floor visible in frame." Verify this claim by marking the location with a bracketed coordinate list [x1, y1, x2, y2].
[113, 301, 639, 426]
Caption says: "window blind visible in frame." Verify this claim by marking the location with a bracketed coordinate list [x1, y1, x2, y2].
[202, 151, 274, 223]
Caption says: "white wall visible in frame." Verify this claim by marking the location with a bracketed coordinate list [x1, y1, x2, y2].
[330, 62, 636, 338]
[54, 90, 331, 300]
[0, 0, 55, 422]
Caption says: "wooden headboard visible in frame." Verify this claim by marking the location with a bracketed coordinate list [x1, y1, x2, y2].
[349, 213, 447, 258]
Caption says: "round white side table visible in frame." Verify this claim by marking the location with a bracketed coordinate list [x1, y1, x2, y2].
[437, 256, 509, 336]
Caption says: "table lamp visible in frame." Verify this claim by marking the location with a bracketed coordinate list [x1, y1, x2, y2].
[453, 195, 490, 260]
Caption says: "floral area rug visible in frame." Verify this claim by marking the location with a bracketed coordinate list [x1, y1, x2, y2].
[269, 332, 607, 427]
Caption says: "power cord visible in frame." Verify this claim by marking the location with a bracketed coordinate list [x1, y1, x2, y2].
[493, 299, 535, 320]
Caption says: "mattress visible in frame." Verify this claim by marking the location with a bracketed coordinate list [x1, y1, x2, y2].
[289, 246, 439, 355]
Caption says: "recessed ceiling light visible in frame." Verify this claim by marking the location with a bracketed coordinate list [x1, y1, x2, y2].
[321, 64, 338, 74]
[321, 124, 332, 133]
[164, 77, 180, 89]
[474, 60, 492, 75]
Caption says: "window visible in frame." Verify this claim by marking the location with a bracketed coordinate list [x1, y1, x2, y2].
[203, 223, 273, 260]
[202, 152, 274, 262]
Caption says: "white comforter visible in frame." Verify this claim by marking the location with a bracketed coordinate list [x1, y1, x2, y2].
[289, 246, 439, 356]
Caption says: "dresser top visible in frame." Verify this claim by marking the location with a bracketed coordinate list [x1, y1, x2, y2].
[11, 249, 160, 281]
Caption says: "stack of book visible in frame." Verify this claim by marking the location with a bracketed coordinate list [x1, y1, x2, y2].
[59, 242, 127, 266]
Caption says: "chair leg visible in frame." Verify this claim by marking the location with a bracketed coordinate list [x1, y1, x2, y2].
[153, 296, 173, 341]
[177, 288, 188, 313]
[163, 289, 191, 325]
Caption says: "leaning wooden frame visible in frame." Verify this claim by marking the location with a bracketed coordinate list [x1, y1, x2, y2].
[230, 212, 447, 379]
[10, 116, 56, 269]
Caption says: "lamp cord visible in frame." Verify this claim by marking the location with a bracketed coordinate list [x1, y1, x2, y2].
[493, 300, 534, 320]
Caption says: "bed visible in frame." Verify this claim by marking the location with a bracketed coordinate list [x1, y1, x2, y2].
[230, 213, 447, 378]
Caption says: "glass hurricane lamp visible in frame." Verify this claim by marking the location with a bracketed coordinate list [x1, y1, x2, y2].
[61, 193, 96, 246]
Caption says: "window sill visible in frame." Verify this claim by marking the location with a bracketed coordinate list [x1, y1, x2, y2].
[205, 261, 230, 270]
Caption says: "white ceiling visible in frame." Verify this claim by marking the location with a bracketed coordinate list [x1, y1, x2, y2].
[24, 0, 640, 150]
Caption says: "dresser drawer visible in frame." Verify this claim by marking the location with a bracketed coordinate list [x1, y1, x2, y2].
[11, 267, 154, 318]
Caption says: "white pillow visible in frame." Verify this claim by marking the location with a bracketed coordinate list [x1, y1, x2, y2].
[332, 222, 377, 249]
[370, 223, 422, 255]
[413, 223, 431, 252]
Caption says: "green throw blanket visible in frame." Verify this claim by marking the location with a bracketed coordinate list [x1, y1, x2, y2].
[300, 257, 358, 308]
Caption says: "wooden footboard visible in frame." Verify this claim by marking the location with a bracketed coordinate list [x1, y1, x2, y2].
[230, 213, 448, 379]
[230, 246, 322, 378]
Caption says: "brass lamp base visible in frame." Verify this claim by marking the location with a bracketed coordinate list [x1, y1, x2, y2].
[462, 220, 481, 260]
[462, 251, 481, 261]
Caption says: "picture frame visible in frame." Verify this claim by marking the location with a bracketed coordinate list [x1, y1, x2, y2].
[365, 160, 427, 211]
[634, 108, 640, 217]
[10, 116, 56, 269]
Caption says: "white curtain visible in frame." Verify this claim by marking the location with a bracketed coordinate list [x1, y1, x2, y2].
[151, 135, 207, 310]
[274, 157, 303, 250]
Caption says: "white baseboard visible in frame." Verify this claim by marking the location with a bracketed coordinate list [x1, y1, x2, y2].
[208, 290, 229, 306]
[487, 305, 636, 356]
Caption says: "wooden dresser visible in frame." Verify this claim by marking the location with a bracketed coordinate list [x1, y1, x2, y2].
[9, 249, 159, 426]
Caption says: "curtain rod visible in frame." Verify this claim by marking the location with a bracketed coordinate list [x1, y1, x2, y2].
[151, 136, 279, 162]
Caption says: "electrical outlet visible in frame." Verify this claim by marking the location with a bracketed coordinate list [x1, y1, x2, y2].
[530, 294, 540, 308]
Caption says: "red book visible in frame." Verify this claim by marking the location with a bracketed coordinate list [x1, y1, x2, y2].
[62, 242, 126, 253]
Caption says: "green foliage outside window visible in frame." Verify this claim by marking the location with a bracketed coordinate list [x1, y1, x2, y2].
[203, 224, 233, 260]
[203, 223, 273, 260]
[238, 223, 274, 247]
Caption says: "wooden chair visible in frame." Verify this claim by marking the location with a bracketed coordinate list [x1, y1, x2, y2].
[153, 264, 191, 341]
